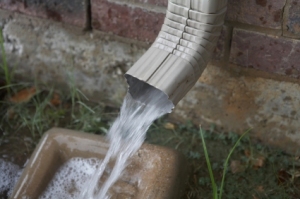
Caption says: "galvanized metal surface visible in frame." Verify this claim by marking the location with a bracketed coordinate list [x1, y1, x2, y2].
[125, 0, 228, 106]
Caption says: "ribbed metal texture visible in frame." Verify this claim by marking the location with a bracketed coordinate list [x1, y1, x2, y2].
[125, 0, 227, 106]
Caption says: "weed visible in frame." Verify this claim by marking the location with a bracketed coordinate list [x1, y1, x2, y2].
[199, 127, 250, 199]
[200, 127, 218, 198]
[63, 71, 109, 134]
[11, 89, 52, 138]
[147, 121, 298, 199]
[218, 129, 250, 199]
[70, 103, 108, 134]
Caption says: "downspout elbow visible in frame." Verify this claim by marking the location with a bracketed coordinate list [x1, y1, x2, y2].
[125, 0, 228, 110]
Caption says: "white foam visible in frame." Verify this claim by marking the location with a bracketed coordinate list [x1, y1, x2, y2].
[39, 157, 102, 199]
[0, 159, 22, 197]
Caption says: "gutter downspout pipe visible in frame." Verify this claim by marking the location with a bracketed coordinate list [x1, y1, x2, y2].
[125, 0, 228, 110]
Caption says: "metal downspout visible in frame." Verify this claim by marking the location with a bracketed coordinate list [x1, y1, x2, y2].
[125, 0, 228, 110]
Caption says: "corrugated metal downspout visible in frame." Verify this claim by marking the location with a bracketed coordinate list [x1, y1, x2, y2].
[125, 0, 228, 110]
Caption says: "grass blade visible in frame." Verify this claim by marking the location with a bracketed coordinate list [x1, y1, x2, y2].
[77, 101, 95, 113]
[218, 129, 251, 199]
[200, 127, 218, 199]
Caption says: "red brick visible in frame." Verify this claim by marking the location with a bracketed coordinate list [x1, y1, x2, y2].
[212, 26, 230, 61]
[226, 0, 285, 29]
[285, 0, 300, 37]
[230, 29, 300, 78]
[91, 0, 165, 42]
[0, 0, 88, 28]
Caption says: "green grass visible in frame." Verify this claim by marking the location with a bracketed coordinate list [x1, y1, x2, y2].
[218, 130, 249, 199]
[0, 47, 109, 143]
[200, 127, 250, 199]
[200, 127, 218, 198]
[146, 120, 300, 199]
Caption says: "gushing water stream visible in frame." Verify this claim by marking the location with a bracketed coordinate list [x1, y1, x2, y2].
[35, 81, 173, 199]
[81, 82, 173, 198]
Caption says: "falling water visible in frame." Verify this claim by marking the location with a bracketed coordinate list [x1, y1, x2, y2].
[79, 79, 173, 198]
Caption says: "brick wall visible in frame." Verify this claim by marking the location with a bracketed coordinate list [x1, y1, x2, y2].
[227, 0, 300, 79]
[0, 0, 299, 78]
[91, 0, 165, 42]
[0, 0, 90, 28]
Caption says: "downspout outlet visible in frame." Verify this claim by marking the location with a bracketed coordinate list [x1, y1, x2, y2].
[125, 0, 228, 110]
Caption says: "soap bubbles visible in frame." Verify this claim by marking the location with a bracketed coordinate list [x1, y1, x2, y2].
[0, 158, 22, 197]
[39, 157, 102, 199]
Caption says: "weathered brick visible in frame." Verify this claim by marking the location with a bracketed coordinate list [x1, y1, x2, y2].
[226, 0, 285, 29]
[212, 26, 230, 61]
[284, 0, 300, 37]
[91, 0, 165, 42]
[230, 28, 300, 78]
[0, 0, 88, 28]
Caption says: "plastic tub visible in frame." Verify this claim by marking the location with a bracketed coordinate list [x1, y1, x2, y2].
[11, 128, 187, 199]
